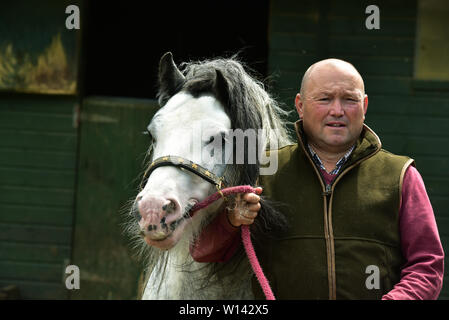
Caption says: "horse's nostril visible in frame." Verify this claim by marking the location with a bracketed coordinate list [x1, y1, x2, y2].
[162, 200, 176, 212]
[132, 201, 142, 221]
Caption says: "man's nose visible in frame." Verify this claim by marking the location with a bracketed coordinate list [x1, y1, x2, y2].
[329, 99, 344, 117]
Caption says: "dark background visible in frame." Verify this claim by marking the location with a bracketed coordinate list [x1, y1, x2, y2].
[83, 1, 270, 98]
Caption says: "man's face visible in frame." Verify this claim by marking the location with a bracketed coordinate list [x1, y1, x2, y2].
[295, 62, 368, 153]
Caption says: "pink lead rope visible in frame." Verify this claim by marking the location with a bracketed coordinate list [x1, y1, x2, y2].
[190, 185, 276, 300]
[241, 221, 276, 300]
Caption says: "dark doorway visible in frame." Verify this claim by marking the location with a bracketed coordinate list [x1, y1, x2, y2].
[82, 1, 270, 99]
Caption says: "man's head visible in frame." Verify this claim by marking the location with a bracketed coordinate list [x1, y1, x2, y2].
[295, 58, 368, 154]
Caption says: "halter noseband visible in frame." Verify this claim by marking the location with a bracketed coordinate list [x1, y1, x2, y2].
[143, 155, 226, 191]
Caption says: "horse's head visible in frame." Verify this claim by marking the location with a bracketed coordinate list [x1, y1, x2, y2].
[133, 53, 235, 250]
[132, 52, 291, 251]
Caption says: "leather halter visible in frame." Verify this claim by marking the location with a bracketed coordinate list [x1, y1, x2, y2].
[142, 155, 226, 190]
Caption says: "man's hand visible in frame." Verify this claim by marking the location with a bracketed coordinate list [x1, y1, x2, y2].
[227, 187, 263, 227]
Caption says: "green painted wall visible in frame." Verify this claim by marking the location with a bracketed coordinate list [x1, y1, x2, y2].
[0, 0, 81, 299]
[268, 0, 449, 299]
[0, 94, 78, 299]
[69, 96, 158, 299]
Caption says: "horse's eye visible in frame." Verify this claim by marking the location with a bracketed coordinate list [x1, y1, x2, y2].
[220, 132, 227, 141]
[205, 132, 226, 146]
[144, 130, 156, 144]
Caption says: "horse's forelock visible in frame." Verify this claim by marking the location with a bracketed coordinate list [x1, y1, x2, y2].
[179, 58, 278, 186]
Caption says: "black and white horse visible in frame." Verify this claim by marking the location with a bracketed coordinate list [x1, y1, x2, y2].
[126, 52, 292, 299]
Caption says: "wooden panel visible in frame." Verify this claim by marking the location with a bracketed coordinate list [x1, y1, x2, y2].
[329, 0, 417, 19]
[364, 76, 411, 95]
[70, 96, 159, 300]
[430, 196, 449, 217]
[270, 33, 318, 53]
[269, 52, 320, 73]
[0, 129, 77, 151]
[0, 280, 67, 299]
[0, 242, 70, 263]
[413, 157, 449, 178]
[0, 261, 63, 283]
[270, 14, 319, 34]
[435, 217, 449, 238]
[329, 36, 414, 57]
[0, 167, 75, 189]
[0, 111, 73, 132]
[367, 114, 449, 137]
[270, 71, 302, 92]
[367, 95, 449, 117]
[0, 223, 71, 245]
[0, 204, 72, 226]
[329, 16, 416, 37]
[0, 94, 77, 299]
[272, 71, 412, 96]
[271, 0, 319, 14]
[440, 236, 449, 252]
[269, 52, 413, 77]
[425, 179, 449, 198]
[0, 148, 76, 170]
[373, 133, 449, 157]
[0, 94, 75, 114]
[347, 57, 413, 77]
[0, 185, 74, 207]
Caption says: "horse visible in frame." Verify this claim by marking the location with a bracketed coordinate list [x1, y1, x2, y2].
[125, 52, 293, 299]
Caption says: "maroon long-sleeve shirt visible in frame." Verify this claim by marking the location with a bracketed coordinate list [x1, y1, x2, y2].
[190, 166, 445, 300]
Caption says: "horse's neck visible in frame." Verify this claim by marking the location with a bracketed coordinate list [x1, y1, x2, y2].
[142, 245, 253, 300]
[142, 240, 201, 299]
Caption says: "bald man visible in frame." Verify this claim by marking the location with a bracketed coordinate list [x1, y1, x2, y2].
[190, 59, 444, 300]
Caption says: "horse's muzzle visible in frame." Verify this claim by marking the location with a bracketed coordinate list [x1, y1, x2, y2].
[136, 195, 187, 242]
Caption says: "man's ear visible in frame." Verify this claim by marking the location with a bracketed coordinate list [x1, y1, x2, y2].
[363, 94, 368, 118]
[295, 93, 304, 119]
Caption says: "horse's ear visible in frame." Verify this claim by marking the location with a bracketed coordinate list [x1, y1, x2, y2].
[214, 69, 229, 108]
[157, 52, 185, 106]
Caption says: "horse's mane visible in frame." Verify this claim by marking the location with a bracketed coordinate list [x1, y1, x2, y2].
[172, 57, 294, 280]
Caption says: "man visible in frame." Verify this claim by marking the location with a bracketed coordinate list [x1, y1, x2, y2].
[190, 59, 444, 299]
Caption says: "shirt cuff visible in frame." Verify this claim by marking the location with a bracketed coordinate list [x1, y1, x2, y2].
[218, 207, 240, 234]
